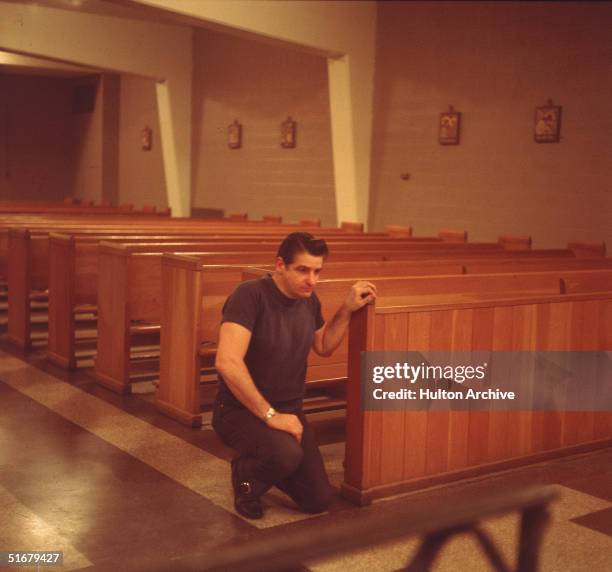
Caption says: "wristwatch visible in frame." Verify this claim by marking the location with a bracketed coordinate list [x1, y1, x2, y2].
[264, 407, 276, 422]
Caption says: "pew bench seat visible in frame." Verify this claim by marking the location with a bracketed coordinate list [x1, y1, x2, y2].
[198, 342, 218, 366]
[129, 321, 161, 335]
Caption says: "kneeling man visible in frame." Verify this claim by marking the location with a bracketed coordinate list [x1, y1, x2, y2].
[213, 232, 376, 519]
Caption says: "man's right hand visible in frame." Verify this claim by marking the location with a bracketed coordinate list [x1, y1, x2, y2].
[266, 412, 303, 443]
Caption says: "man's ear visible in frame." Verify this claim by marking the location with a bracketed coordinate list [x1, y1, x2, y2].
[274, 256, 285, 272]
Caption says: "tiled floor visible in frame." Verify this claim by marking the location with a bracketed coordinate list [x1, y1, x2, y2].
[0, 344, 610, 571]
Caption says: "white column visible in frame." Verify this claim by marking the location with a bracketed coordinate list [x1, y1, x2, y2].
[156, 79, 192, 217]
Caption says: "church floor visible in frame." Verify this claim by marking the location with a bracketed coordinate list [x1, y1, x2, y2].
[0, 343, 610, 572]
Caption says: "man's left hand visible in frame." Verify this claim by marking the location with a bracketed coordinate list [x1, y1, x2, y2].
[344, 281, 378, 312]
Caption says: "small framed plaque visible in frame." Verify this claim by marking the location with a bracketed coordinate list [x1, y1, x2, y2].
[534, 100, 561, 143]
[141, 126, 153, 151]
[281, 116, 297, 148]
[439, 106, 461, 145]
[228, 119, 242, 149]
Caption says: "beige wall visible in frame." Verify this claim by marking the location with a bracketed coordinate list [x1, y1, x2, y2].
[132, 0, 377, 223]
[66, 75, 103, 202]
[370, 1, 612, 248]
[118, 75, 167, 208]
[0, 74, 73, 201]
[0, 71, 168, 209]
[0, 1, 193, 215]
[192, 29, 336, 224]
[64, 74, 121, 205]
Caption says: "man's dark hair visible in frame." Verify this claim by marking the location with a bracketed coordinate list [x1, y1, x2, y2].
[277, 232, 329, 265]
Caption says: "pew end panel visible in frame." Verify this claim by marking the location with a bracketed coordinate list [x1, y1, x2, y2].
[342, 293, 612, 505]
[158, 261, 269, 426]
[342, 303, 377, 505]
[385, 225, 412, 238]
[47, 236, 104, 369]
[94, 244, 132, 394]
[158, 254, 205, 427]
[46, 233, 77, 369]
[7, 228, 32, 350]
[0, 230, 9, 281]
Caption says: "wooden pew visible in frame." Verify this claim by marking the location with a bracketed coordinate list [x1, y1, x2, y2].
[46, 238, 286, 368]
[0, 222, 424, 283]
[342, 291, 612, 504]
[465, 257, 612, 274]
[96, 252, 467, 395]
[5, 226, 399, 349]
[300, 218, 321, 226]
[438, 229, 467, 243]
[95, 248, 612, 397]
[151, 248, 577, 269]
[2, 215, 346, 330]
[249, 257, 612, 280]
[7, 231, 284, 350]
[498, 235, 532, 250]
[340, 222, 365, 232]
[568, 241, 606, 257]
[47, 235, 508, 368]
[334, 257, 612, 276]
[560, 270, 612, 294]
[157, 263, 571, 427]
[0, 203, 169, 216]
[3, 219, 606, 358]
[385, 224, 412, 237]
[1, 221, 545, 287]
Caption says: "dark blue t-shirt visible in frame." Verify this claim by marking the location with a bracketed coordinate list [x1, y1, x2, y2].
[217, 275, 325, 405]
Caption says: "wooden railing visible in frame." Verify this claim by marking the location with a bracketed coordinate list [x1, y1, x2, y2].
[156, 486, 558, 572]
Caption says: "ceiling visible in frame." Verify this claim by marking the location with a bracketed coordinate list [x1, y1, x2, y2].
[0, 0, 179, 77]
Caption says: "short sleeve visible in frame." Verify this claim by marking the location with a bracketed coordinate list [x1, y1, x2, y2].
[312, 292, 325, 331]
[221, 281, 260, 332]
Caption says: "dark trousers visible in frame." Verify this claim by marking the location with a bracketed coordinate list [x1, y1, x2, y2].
[212, 397, 333, 514]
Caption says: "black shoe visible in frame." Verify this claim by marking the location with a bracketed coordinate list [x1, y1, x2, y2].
[231, 459, 264, 519]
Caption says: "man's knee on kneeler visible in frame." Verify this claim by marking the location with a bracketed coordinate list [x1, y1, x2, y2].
[263, 442, 304, 480]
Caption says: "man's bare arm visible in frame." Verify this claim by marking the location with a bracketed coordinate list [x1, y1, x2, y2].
[215, 322, 303, 442]
[312, 281, 377, 357]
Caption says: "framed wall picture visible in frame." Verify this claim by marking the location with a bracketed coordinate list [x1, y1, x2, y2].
[140, 126, 153, 151]
[228, 119, 242, 149]
[439, 106, 461, 145]
[534, 100, 561, 143]
[281, 116, 297, 148]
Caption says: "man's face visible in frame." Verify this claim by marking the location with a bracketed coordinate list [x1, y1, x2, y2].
[274, 252, 324, 299]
